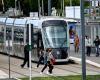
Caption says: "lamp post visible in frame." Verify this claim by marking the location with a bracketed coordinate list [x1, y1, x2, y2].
[29, 23, 32, 80]
[6, 31, 11, 79]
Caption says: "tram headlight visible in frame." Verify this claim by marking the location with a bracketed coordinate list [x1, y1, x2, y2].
[57, 51, 60, 55]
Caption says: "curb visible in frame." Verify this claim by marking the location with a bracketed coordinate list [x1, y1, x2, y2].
[69, 56, 100, 68]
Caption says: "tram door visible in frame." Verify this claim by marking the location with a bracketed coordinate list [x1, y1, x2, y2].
[0, 25, 4, 52]
[31, 28, 44, 61]
[13, 27, 24, 57]
[5, 26, 13, 54]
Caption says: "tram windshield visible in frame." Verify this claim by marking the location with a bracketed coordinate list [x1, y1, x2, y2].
[42, 20, 67, 48]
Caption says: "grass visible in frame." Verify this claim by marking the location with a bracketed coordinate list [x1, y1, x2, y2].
[21, 75, 100, 80]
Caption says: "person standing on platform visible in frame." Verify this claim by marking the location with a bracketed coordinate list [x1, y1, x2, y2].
[74, 35, 80, 53]
[85, 36, 92, 56]
[94, 36, 100, 57]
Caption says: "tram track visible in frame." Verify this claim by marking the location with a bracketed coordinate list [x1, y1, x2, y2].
[9, 60, 100, 75]
[0, 66, 28, 77]
[68, 64, 100, 73]
[0, 54, 100, 80]
[0, 62, 66, 80]
[0, 59, 100, 78]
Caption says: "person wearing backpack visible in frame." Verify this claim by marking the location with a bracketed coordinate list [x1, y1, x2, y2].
[47, 48, 55, 74]
[40, 48, 55, 75]
[94, 36, 100, 57]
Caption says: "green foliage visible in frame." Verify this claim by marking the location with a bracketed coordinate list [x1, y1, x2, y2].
[0, 0, 3, 11]
[4, 0, 15, 11]
[84, 1, 90, 8]
[21, 75, 100, 80]
[65, 0, 80, 6]
[0, 0, 90, 16]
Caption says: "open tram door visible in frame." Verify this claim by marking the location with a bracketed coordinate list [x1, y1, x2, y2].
[26, 20, 44, 61]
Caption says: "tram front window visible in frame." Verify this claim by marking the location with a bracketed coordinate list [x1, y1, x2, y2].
[42, 25, 67, 48]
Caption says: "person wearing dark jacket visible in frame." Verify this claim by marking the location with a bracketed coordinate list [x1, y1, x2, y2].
[20, 44, 29, 68]
[94, 36, 100, 57]
[35, 48, 44, 68]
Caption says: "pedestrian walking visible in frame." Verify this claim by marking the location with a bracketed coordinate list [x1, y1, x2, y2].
[94, 35, 100, 57]
[20, 44, 29, 68]
[74, 35, 79, 53]
[85, 36, 92, 56]
[35, 48, 44, 68]
[40, 48, 55, 75]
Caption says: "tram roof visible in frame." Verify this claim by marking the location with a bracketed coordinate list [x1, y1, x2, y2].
[0, 16, 78, 27]
[6, 18, 15, 25]
[14, 18, 27, 27]
[26, 19, 40, 27]
[0, 17, 7, 24]
[0, 17, 40, 27]
[39, 16, 77, 22]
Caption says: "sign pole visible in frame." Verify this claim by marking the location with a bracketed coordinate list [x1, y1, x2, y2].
[29, 23, 32, 80]
[8, 36, 11, 78]
[6, 32, 11, 78]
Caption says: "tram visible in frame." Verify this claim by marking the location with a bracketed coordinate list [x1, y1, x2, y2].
[0, 16, 77, 62]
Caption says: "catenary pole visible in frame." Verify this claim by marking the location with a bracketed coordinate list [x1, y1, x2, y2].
[70, 0, 72, 6]
[62, 0, 65, 16]
[15, 0, 17, 16]
[80, 0, 86, 80]
[2, 0, 5, 12]
[38, 0, 41, 17]
[42, 0, 44, 16]
[48, 0, 51, 16]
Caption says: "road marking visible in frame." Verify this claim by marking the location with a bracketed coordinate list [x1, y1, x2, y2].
[69, 56, 100, 68]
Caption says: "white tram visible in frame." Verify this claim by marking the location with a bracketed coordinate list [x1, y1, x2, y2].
[0, 16, 77, 62]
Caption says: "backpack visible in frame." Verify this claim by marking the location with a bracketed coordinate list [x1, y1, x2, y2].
[50, 55, 56, 64]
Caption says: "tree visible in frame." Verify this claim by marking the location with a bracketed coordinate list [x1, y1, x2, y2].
[0, 0, 3, 11]
[0, 0, 89, 16]
[65, 0, 80, 6]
